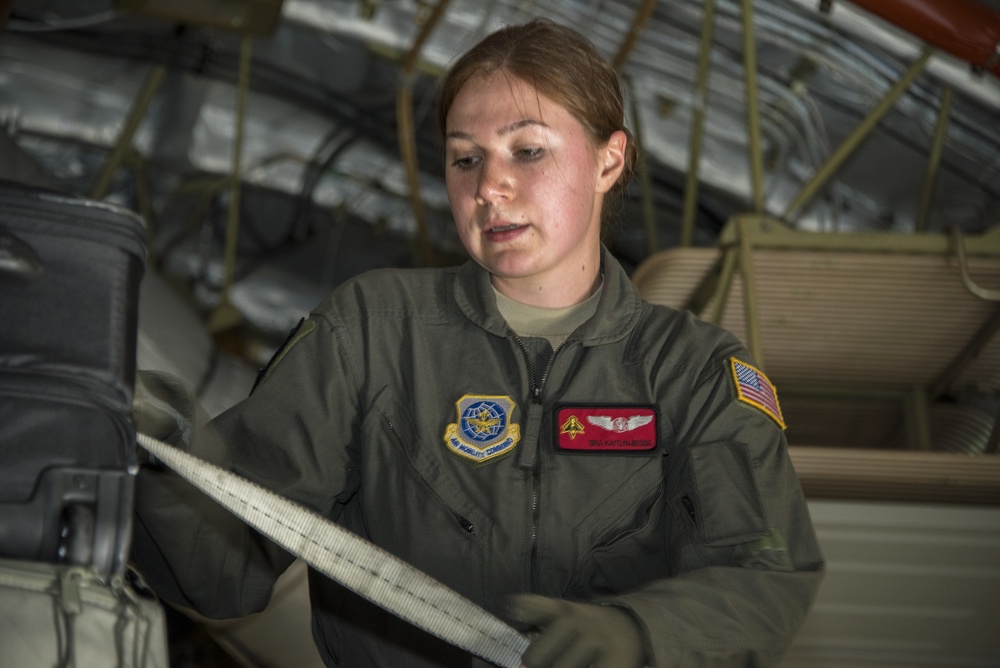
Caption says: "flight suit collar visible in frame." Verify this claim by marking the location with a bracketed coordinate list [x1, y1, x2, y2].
[453, 245, 643, 346]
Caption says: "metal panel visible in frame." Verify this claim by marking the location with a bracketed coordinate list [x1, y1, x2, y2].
[633, 243, 1000, 393]
[785, 500, 1000, 667]
[631, 222, 1000, 461]
[721, 250, 1000, 392]
[790, 448, 1000, 504]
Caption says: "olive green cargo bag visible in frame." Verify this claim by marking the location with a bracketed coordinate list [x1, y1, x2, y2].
[0, 558, 168, 668]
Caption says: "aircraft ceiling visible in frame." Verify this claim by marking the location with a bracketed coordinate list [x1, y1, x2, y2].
[2, 0, 999, 343]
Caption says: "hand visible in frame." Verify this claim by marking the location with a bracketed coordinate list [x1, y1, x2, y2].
[132, 370, 197, 450]
[506, 594, 647, 668]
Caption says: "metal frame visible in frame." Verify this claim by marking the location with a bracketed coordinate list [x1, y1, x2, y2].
[396, 0, 452, 268]
[690, 214, 1000, 451]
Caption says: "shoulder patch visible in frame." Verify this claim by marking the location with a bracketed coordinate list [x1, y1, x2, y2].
[252, 317, 318, 392]
[729, 358, 785, 429]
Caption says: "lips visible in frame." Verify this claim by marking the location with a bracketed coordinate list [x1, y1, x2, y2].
[484, 221, 526, 242]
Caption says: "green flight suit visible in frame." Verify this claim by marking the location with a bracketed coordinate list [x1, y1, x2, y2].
[132, 246, 824, 667]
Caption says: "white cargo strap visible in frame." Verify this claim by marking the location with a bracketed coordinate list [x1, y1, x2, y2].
[137, 433, 529, 667]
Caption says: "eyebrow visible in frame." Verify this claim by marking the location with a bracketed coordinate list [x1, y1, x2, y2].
[446, 118, 549, 142]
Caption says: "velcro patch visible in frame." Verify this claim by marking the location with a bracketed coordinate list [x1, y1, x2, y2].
[252, 317, 317, 393]
[555, 405, 657, 452]
[444, 394, 521, 463]
[730, 358, 785, 429]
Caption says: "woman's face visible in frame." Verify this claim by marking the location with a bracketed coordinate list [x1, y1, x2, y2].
[444, 71, 625, 305]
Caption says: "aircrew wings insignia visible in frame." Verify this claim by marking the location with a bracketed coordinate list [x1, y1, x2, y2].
[586, 414, 654, 432]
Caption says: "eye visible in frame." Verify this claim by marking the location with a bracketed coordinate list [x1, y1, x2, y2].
[515, 147, 544, 161]
[449, 155, 481, 171]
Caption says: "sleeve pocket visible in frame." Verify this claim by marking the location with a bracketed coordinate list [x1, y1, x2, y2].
[689, 441, 768, 547]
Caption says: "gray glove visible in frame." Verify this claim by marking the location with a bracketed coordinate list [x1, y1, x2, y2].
[132, 370, 197, 450]
[506, 594, 647, 668]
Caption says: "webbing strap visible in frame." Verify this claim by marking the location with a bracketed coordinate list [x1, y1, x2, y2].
[137, 434, 529, 667]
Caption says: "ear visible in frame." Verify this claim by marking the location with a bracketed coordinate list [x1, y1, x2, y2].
[595, 130, 627, 195]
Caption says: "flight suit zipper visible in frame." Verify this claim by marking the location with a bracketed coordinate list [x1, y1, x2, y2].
[512, 334, 558, 406]
[511, 334, 563, 590]
[385, 409, 485, 600]
[385, 416, 477, 536]
[596, 483, 664, 548]
[681, 494, 697, 525]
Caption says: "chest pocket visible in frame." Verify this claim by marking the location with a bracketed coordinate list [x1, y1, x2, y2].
[687, 441, 768, 547]
[561, 463, 668, 598]
[359, 388, 492, 603]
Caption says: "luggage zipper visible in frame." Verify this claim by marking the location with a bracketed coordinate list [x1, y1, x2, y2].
[0, 559, 116, 600]
[60, 568, 84, 615]
[0, 369, 134, 467]
[0, 366, 131, 411]
[0, 192, 147, 258]
[0, 559, 62, 594]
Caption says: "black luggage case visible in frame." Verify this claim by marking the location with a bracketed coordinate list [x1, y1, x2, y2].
[0, 179, 147, 576]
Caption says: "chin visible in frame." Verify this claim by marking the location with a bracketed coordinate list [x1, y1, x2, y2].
[486, 258, 538, 279]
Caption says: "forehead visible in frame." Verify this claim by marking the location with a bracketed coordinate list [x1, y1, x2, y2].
[446, 71, 574, 133]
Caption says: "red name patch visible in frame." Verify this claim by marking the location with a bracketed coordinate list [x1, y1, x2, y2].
[555, 405, 658, 452]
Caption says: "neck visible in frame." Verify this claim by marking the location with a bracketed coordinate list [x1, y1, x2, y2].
[491, 254, 602, 308]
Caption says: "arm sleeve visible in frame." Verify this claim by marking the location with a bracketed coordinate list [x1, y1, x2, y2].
[602, 348, 825, 666]
[131, 314, 364, 619]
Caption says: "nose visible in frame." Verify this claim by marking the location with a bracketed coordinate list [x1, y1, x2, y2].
[475, 157, 512, 205]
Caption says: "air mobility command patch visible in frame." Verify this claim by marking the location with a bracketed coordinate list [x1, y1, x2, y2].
[443, 394, 521, 462]
[729, 357, 785, 429]
[555, 405, 658, 452]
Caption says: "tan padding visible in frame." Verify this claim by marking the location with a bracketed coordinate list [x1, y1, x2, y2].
[790, 446, 1000, 505]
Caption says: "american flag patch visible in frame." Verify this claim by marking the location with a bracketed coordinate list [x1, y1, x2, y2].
[730, 358, 785, 429]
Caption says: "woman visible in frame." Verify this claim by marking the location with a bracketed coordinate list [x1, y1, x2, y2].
[133, 18, 824, 668]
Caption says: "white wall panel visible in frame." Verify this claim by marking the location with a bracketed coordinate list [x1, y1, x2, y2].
[785, 501, 1000, 667]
